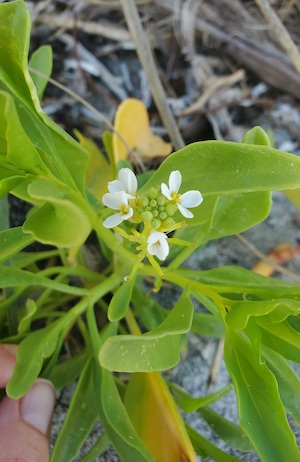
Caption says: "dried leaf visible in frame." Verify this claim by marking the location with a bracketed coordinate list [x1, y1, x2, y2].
[113, 99, 172, 164]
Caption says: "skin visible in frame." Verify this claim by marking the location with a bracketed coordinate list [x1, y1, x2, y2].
[0, 344, 55, 462]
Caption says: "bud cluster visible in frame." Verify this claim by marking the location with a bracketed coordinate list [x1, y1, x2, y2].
[102, 168, 203, 261]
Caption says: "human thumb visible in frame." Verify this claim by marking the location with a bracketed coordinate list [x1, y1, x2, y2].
[0, 379, 55, 462]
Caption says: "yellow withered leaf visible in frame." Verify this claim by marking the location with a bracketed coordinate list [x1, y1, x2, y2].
[124, 372, 197, 462]
[74, 129, 114, 200]
[113, 98, 172, 164]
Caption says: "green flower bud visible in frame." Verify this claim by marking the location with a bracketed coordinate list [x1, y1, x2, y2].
[165, 203, 178, 216]
[150, 199, 157, 208]
[151, 218, 161, 229]
[141, 211, 153, 222]
[149, 187, 159, 200]
[159, 206, 165, 212]
[139, 196, 149, 208]
[162, 217, 175, 228]
[157, 195, 166, 206]
[152, 210, 159, 217]
[159, 211, 167, 220]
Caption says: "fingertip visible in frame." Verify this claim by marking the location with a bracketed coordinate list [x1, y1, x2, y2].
[21, 379, 56, 435]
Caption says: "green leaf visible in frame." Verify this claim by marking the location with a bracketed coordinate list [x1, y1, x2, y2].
[0, 265, 89, 295]
[0, 1, 89, 193]
[50, 359, 99, 462]
[0, 0, 33, 105]
[108, 278, 135, 321]
[99, 296, 194, 372]
[258, 319, 300, 363]
[242, 126, 270, 146]
[140, 139, 300, 199]
[187, 424, 243, 461]
[197, 407, 253, 452]
[174, 191, 271, 246]
[46, 351, 88, 389]
[22, 178, 91, 247]
[0, 227, 34, 263]
[29, 45, 53, 100]
[93, 362, 154, 462]
[18, 298, 37, 334]
[0, 90, 44, 172]
[170, 381, 233, 412]
[262, 346, 300, 426]
[191, 312, 224, 337]
[224, 327, 300, 462]
[226, 298, 300, 329]
[178, 265, 300, 299]
[6, 321, 65, 398]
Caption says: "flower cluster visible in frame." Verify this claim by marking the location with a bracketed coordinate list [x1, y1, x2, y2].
[102, 168, 203, 261]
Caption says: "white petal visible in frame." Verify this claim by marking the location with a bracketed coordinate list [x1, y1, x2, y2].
[103, 213, 124, 228]
[178, 203, 194, 218]
[118, 168, 138, 195]
[147, 231, 169, 260]
[168, 170, 182, 193]
[180, 190, 203, 208]
[155, 237, 169, 260]
[108, 179, 124, 193]
[147, 230, 166, 245]
[102, 191, 128, 209]
[161, 183, 172, 200]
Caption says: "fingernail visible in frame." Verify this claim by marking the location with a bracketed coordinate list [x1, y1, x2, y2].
[21, 379, 56, 435]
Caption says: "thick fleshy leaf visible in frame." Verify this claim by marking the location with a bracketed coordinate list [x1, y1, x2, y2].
[191, 312, 224, 338]
[0, 227, 34, 264]
[108, 278, 135, 321]
[140, 139, 300, 200]
[113, 98, 171, 164]
[178, 265, 300, 299]
[198, 407, 253, 452]
[226, 298, 300, 329]
[258, 319, 300, 363]
[224, 327, 300, 461]
[242, 126, 270, 146]
[0, 1, 89, 192]
[99, 296, 194, 372]
[124, 372, 197, 462]
[18, 298, 37, 334]
[262, 346, 300, 425]
[23, 178, 91, 247]
[50, 359, 99, 462]
[29, 45, 53, 100]
[6, 321, 65, 398]
[187, 425, 243, 461]
[0, 265, 89, 295]
[170, 382, 233, 413]
[0, 91, 44, 171]
[92, 360, 154, 462]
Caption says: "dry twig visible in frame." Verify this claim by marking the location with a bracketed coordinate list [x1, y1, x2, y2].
[255, 0, 300, 75]
[120, 0, 185, 150]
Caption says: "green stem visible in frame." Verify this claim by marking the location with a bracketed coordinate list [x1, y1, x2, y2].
[125, 308, 142, 335]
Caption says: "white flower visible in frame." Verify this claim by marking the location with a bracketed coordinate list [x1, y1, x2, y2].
[108, 168, 137, 197]
[102, 191, 133, 228]
[161, 170, 203, 218]
[147, 230, 169, 261]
